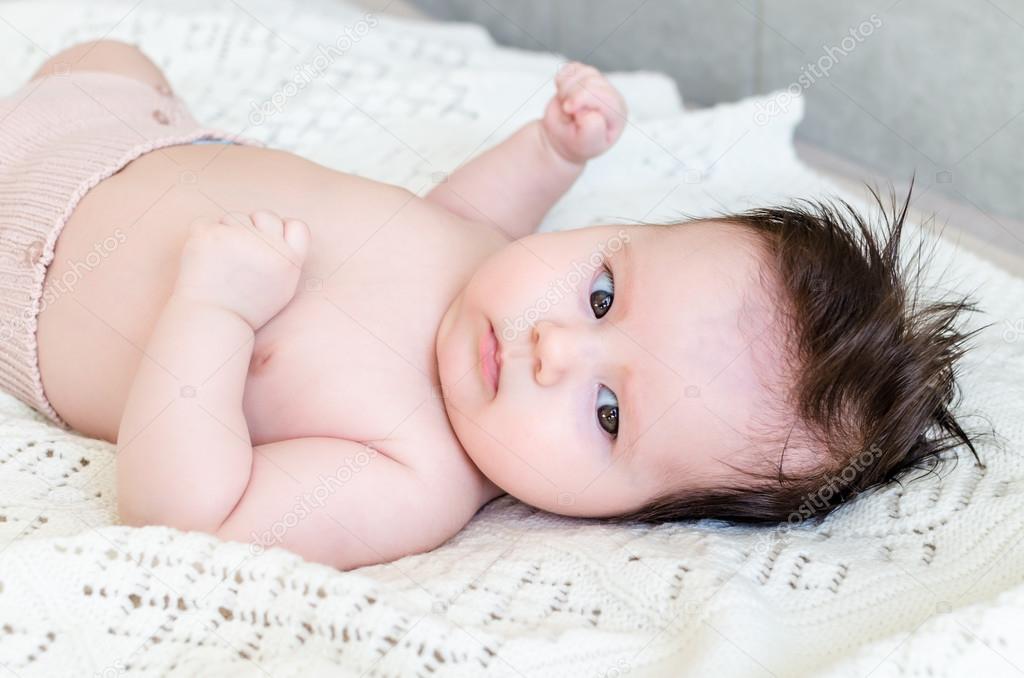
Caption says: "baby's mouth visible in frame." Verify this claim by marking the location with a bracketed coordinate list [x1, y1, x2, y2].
[479, 321, 501, 398]
[494, 326, 503, 385]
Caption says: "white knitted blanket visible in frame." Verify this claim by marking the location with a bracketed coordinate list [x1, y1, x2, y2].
[1, 1, 1022, 676]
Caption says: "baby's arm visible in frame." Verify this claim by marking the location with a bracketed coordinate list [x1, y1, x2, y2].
[115, 210, 305, 532]
[116, 211, 466, 569]
[425, 62, 627, 240]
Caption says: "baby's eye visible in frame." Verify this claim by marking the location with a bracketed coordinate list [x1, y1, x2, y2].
[590, 264, 614, 319]
[596, 384, 619, 439]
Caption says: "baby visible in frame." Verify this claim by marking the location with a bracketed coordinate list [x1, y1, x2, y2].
[1, 41, 981, 570]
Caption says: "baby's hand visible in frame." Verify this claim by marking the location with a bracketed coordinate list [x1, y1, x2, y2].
[174, 210, 309, 330]
[541, 61, 628, 165]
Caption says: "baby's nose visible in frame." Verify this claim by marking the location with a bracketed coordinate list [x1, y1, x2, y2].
[532, 320, 588, 386]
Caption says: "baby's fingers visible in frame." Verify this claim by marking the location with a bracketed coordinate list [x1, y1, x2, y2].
[251, 210, 308, 264]
[283, 218, 310, 260]
[250, 210, 286, 238]
[220, 212, 254, 229]
[555, 61, 601, 98]
[573, 109, 609, 152]
[563, 84, 609, 114]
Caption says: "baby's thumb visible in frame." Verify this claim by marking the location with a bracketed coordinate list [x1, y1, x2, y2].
[576, 110, 608, 154]
[283, 218, 310, 261]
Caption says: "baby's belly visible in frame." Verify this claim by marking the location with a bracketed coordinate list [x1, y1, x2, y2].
[35, 143, 432, 443]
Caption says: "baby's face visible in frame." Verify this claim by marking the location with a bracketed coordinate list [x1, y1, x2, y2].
[436, 221, 788, 517]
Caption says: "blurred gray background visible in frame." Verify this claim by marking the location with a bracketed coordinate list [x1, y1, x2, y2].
[392, 0, 1024, 269]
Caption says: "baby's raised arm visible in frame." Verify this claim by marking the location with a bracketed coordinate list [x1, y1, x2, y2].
[425, 62, 627, 240]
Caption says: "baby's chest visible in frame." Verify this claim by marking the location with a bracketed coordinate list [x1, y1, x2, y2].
[240, 259, 459, 453]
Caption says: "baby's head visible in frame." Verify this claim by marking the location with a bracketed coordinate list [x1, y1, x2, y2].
[435, 188, 985, 525]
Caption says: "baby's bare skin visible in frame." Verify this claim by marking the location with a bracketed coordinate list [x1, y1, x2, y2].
[34, 43, 626, 569]
[41, 144, 509, 568]
[42, 145, 500, 453]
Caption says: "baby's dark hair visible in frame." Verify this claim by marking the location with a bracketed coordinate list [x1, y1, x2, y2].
[612, 182, 993, 527]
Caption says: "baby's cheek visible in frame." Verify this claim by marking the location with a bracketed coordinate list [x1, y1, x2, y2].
[480, 405, 550, 467]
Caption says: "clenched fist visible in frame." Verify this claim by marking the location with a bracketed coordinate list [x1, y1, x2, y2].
[174, 210, 309, 330]
[541, 61, 628, 165]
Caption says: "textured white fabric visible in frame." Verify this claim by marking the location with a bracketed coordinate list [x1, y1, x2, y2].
[0, 1, 1022, 676]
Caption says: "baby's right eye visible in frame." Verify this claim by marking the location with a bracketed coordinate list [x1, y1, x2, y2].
[590, 263, 615, 319]
[596, 384, 619, 438]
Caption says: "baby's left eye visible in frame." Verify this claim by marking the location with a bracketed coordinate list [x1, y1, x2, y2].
[590, 265, 614, 319]
[596, 385, 619, 438]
